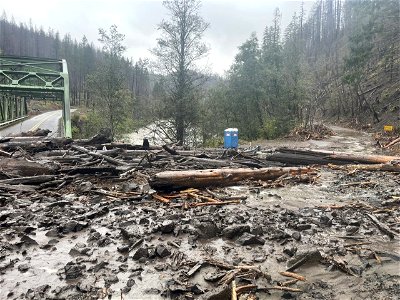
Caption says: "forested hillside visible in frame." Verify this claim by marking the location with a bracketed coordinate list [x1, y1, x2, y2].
[203, 0, 399, 141]
[0, 0, 398, 143]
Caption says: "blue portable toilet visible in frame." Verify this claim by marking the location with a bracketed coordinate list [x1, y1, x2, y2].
[224, 128, 239, 149]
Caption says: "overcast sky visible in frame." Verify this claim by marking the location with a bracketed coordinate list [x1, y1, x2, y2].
[1, 0, 315, 75]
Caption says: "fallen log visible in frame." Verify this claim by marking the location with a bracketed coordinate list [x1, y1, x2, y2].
[150, 167, 316, 190]
[0, 158, 59, 176]
[266, 148, 400, 165]
[62, 166, 121, 175]
[0, 149, 11, 157]
[0, 183, 37, 192]
[329, 153, 399, 164]
[0, 175, 56, 185]
[14, 128, 51, 137]
[0, 137, 72, 153]
[330, 163, 400, 173]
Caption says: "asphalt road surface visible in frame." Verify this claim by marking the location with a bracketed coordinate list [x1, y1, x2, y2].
[0, 110, 64, 137]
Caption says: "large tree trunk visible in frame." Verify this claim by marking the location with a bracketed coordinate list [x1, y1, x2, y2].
[150, 167, 316, 190]
[266, 148, 400, 165]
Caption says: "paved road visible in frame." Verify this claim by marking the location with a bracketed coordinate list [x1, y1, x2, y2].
[0, 110, 64, 137]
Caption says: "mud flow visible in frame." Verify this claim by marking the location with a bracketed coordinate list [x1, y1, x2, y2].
[0, 126, 399, 300]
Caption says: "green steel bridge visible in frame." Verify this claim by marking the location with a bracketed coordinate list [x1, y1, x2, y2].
[0, 55, 71, 137]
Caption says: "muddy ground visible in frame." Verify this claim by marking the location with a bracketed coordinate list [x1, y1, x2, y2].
[0, 127, 399, 300]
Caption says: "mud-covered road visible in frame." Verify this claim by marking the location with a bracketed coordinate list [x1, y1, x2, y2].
[0, 127, 399, 300]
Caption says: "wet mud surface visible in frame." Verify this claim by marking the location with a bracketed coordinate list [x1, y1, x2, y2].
[0, 127, 399, 299]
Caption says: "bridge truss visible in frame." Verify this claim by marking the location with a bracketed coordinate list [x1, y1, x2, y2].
[0, 56, 71, 137]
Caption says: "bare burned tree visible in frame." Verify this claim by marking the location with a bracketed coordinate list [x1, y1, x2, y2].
[152, 0, 209, 145]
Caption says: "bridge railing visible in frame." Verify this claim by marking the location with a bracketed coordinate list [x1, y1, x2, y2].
[0, 56, 71, 137]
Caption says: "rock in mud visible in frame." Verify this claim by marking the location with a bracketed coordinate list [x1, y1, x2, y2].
[204, 271, 226, 282]
[18, 263, 29, 272]
[148, 247, 157, 258]
[155, 263, 168, 271]
[77, 282, 92, 293]
[105, 275, 119, 287]
[60, 220, 88, 234]
[251, 225, 264, 235]
[132, 247, 149, 260]
[69, 243, 93, 256]
[87, 230, 101, 242]
[283, 246, 297, 257]
[200, 285, 230, 300]
[20, 234, 38, 246]
[345, 225, 359, 235]
[64, 262, 85, 279]
[121, 226, 141, 239]
[292, 231, 301, 241]
[77, 181, 93, 193]
[195, 220, 219, 238]
[156, 244, 171, 258]
[144, 288, 161, 295]
[297, 224, 312, 231]
[0, 210, 13, 222]
[159, 220, 176, 234]
[320, 214, 332, 226]
[127, 278, 135, 287]
[25, 284, 50, 299]
[92, 260, 108, 273]
[117, 244, 131, 253]
[45, 228, 59, 237]
[286, 249, 322, 271]
[221, 224, 250, 239]
[191, 284, 205, 295]
[236, 232, 265, 245]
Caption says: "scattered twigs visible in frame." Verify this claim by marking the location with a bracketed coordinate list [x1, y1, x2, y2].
[236, 284, 257, 296]
[366, 213, 397, 239]
[231, 280, 237, 300]
[339, 181, 377, 187]
[153, 193, 170, 204]
[153, 189, 241, 208]
[71, 145, 129, 166]
[162, 144, 178, 155]
[279, 271, 306, 281]
[329, 163, 400, 173]
[322, 256, 358, 276]
[0, 175, 55, 185]
[344, 242, 372, 248]
[278, 279, 298, 287]
[268, 286, 303, 292]
[373, 252, 382, 264]
[190, 200, 240, 207]
[383, 136, 400, 149]
[91, 189, 141, 199]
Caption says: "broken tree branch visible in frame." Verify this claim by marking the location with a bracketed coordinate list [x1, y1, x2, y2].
[366, 213, 397, 239]
[71, 145, 129, 166]
[279, 271, 306, 281]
